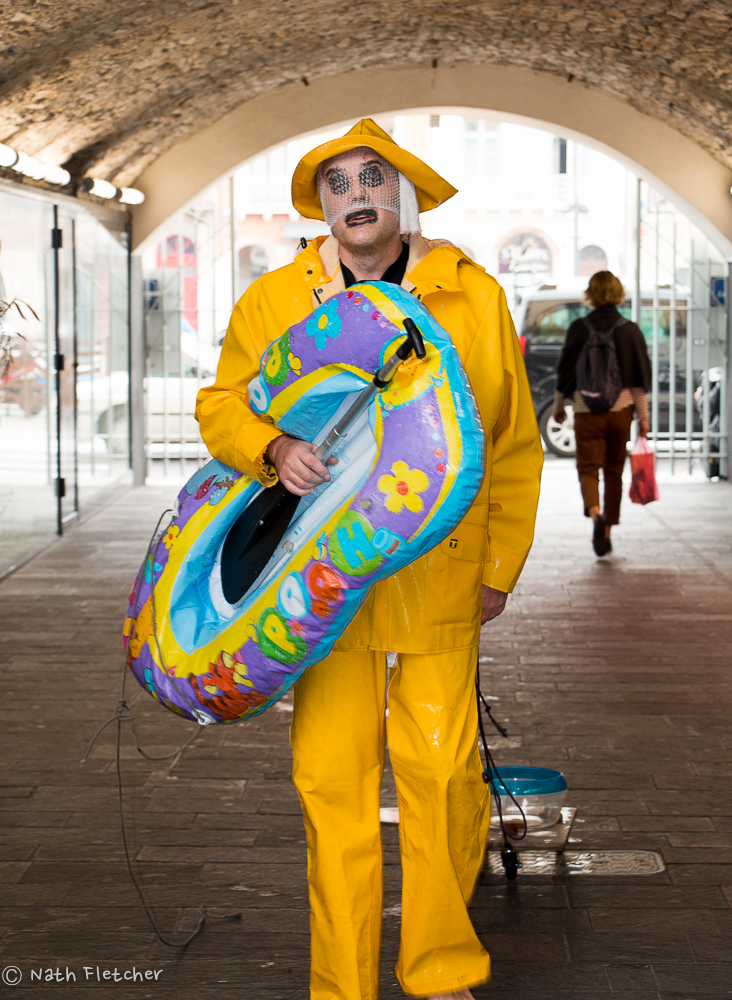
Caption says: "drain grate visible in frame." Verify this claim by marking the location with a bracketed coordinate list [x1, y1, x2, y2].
[487, 850, 666, 876]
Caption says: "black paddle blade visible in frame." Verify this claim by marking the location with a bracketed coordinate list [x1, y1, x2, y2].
[220, 483, 301, 605]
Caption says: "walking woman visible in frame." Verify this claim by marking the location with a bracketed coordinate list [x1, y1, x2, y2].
[553, 271, 651, 556]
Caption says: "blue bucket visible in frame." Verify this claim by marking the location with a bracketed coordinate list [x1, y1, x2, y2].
[489, 766, 567, 795]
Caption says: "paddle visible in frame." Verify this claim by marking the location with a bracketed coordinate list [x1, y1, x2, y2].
[220, 319, 426, 605]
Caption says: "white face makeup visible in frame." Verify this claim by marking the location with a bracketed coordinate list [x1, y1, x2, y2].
[317, 147, 401, 231]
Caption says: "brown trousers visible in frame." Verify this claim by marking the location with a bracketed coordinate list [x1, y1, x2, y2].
[574, 406, 634, 526]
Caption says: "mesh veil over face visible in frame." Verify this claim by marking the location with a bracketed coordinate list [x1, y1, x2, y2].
[317, 147, 420, 236]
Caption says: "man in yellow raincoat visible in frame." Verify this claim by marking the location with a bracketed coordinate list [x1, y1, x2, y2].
[196, 119, 543, 1000]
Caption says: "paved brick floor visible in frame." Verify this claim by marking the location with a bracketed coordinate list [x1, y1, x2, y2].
[1, 459, 730, 998]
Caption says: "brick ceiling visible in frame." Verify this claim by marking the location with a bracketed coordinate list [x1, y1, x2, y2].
[1, 0, 731, 189]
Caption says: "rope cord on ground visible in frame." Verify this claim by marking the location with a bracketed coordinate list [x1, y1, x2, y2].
[475, 662, 528, 846]
[81, 508, 241, 948]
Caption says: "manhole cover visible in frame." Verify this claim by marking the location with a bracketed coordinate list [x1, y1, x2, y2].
[486, 850, 665, 876]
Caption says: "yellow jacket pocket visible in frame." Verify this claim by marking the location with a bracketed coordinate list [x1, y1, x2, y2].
[439, 505, 489, 563]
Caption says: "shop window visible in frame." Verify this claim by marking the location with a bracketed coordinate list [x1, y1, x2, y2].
[499, 233, 552, 277]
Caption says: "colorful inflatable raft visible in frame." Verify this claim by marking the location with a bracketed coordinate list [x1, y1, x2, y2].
[123, 281, 485, 723]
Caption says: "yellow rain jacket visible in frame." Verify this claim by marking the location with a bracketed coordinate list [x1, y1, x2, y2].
[196, 234, 543, 653]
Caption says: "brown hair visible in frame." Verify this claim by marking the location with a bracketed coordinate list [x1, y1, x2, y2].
[585, 270, 625, 308]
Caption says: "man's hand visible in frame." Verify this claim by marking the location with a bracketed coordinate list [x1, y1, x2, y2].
[266, 435, 337, 497]
[639, 418, 650, 438]
[552, 408, 567, 424]
[481, 585, 508, 624]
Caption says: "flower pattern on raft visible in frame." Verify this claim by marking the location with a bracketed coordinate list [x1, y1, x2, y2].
[305, 298, 341, 351]
[163, 524, 180, 549]
[377, 461, 429, 513]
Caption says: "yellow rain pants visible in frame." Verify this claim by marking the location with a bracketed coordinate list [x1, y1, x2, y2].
[291, 647, 491, 1000]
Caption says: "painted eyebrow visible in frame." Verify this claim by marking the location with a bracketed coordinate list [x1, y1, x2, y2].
[324, 158, 382, 176]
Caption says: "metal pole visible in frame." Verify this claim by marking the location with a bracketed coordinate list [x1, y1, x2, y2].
[179, 219, 187, 479]
[126, 221, 133, 472]
[129, 255, 146, 486]
[189, 214, 198, 476]
[702, 256, 712, 469]
[722, 261, 731, 478]
[202, 197, 213, 468]
[685, 238, 694, 471]
[651, 195, 660, 444]
[702, 367, 710, 466]
[669, 220, 677, 474]
[230, 175, 237, 310]
[71, 217, 79, 514]
[52, 205, 63, 535]
[633, 177, 641, 325]
[89, 232, 95, 479]
[573, 142, 580, 277]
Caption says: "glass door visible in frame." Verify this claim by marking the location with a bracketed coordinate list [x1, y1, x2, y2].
[52, 205, 78, 529]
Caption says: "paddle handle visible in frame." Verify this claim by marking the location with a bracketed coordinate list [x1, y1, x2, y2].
[314, 383, 378, 463]
[314, 320, 426, 463]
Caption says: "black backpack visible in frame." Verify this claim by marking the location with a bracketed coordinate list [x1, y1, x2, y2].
[576, 317, 624, 414]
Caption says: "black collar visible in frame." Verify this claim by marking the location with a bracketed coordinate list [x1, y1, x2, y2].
[340, 241, 410, 289]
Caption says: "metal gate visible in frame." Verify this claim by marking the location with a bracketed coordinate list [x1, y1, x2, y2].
[636, 182, 727, 476]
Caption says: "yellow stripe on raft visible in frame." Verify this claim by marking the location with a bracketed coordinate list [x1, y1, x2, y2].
[266, 362, 371, 425]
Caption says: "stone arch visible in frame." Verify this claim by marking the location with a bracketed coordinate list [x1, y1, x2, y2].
[130, 64, 732, 255]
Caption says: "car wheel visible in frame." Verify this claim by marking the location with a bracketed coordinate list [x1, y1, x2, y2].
[539, 402, 576, 457]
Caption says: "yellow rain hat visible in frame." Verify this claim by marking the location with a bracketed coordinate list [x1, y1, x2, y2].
[291, 118, 458, 221]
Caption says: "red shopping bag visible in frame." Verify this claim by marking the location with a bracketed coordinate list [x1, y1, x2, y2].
[629, 436, 659, 505]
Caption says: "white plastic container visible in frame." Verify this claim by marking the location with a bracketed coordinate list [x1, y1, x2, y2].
[487, 766, 568, 831]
